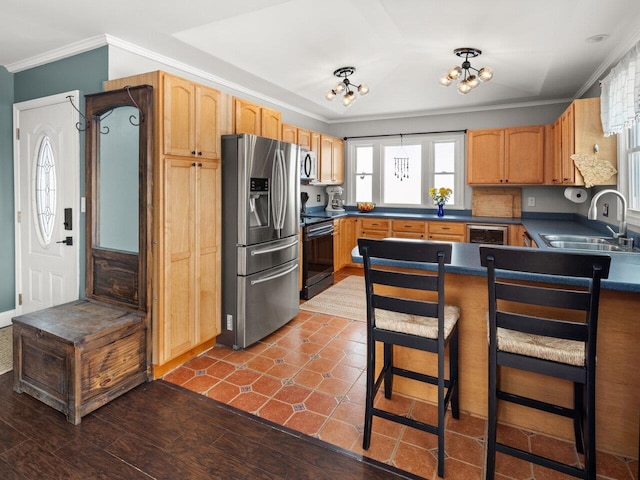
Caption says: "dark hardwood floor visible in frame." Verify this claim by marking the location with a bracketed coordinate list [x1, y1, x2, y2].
[0, 372, 414, 479]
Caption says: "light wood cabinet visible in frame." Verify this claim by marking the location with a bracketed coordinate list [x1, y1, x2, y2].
[162, 158, 221, 362]
[467, 126, 544, 185]
[310, 131, 321, 155]
[359, 217, 390, 239]
[391, 219, 426, 239]
[282, 123, 297, 144]
[547, 98, 617, 185]
[298, 129, 311, 150]
[334, 217, 357, 270]
[319, 135, 344, 184]
[164, 75, 221, 159]
[104, 71, 222, 378]
[427, 222, 466, 242]
[234, 98, 282, 140]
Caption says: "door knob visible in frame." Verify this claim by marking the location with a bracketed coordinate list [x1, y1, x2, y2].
[56, 236, 73, 246]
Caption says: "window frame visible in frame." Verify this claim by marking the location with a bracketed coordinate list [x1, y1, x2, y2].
[345, 132, 466, 210]
[618, 123, 640, 229]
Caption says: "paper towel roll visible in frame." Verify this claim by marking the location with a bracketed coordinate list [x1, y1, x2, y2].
[564, 187, 588, 203]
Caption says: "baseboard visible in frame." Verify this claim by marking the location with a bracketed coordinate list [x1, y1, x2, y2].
[0, 309, 16, 328]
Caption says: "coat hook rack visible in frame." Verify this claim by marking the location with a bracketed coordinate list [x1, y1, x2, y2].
[67, 95, 90, 132]
[68, 86, 143, 133]
[124, 85, 143, 126]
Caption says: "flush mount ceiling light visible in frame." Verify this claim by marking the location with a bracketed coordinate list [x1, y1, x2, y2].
[325, 66, 369, 107]
[439, 48, 493, 95]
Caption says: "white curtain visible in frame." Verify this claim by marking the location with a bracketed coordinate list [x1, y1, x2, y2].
[600, 40, 640, 136]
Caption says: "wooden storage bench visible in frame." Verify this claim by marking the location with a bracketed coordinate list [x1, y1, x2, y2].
[12, 299, 149, 424]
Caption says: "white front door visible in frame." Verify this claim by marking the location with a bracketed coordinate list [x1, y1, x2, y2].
[13, 91, 80, 317]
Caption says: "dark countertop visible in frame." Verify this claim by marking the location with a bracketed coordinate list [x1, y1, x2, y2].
[341, 211, 640, 293]
[351, 241, 640, 293]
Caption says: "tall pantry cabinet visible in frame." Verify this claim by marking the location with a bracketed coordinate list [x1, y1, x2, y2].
[104, 71, 222, 378]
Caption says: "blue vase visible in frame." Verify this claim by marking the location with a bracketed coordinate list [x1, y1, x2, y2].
[437, 204, 444, 217]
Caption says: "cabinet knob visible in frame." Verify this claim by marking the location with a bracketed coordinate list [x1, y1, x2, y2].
[198, 151, 203, 156]
[192, 162, 197, 167]
[191, 151, 196, 155]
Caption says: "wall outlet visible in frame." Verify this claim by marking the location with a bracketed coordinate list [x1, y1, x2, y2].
[603, 203, 609, 217]
[226, 314, 233, 331]
[527, 197, 536, 207]
[316, 194, 321, 202]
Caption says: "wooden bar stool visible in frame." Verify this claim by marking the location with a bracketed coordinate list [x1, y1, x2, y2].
[358, 238, 460, 478]
[479, 246, 611, 480]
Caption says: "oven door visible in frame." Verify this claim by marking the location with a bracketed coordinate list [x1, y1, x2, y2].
[302, 221, 334, 299]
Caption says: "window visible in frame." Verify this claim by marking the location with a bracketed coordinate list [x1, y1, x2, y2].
[346, 133, 465, 209]
[35, 135, 57, 246]
[620, 121, 640, 228]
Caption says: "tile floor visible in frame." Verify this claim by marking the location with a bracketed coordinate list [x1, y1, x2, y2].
[164, 274, 638, 480]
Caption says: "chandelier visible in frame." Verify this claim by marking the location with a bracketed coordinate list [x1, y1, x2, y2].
[439, 48, 493, 94]
[325, 66, 369, 106]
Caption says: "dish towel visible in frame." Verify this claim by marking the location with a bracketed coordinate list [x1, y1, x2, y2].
[571, 153, 617, 188]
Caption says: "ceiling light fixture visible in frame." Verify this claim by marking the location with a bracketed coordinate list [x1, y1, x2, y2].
[325, 66, 369, 106]
[439, 48, 493, 95]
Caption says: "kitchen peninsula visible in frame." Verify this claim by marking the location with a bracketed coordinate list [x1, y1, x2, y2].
[348, 224, 640, 459]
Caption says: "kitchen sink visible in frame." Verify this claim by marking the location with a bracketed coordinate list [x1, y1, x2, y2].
[539, 233, 638, 253]
[539, 234, 613, 244]
[546, 241, 628, 251]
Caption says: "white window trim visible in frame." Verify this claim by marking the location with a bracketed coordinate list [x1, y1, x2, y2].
[618, 128, 640, 229]
[345, 133, 466, 210]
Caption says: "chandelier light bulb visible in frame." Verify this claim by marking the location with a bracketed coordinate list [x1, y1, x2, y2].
[335, 82, 346, 93]
[478, 67, 493, 82]
[342, 90, 356, 106]
[325, 90, 336, 101]
[457, 81, 472, 94]
[439, 75, 453, 87]
[467, 75, 480, 88]
[358, 84, 369, 95]
[448, 66, 462, 79]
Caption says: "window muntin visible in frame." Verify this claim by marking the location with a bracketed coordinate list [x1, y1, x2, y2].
[35, 136, 57, 246]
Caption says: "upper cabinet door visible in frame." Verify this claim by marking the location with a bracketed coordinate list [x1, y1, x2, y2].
[261, 107, 282, 140]
[504, 126, 544, 184]
[467, 129, 504, 184]
[164, 75, 196, 157]
[297, 128, 311, 149]
[195, 85, 221, 160]
[234, 99, 261, 136]
[282, 123, 297, 144]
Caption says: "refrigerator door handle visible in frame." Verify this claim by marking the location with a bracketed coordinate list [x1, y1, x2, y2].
[250, 263, 298, 286]
[271, 149, 284, 231]
[251, 238, 298, 256]
[277, 149, 287, 230]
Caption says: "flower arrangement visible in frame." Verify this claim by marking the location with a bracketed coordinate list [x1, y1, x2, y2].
[429, 187, 452, 205]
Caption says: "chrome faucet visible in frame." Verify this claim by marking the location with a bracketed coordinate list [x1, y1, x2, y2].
[587, 189, 628, 238]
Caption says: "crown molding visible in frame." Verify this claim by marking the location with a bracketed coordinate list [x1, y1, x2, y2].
[5, 35, 109, 73]
[104, 35, 328, 122]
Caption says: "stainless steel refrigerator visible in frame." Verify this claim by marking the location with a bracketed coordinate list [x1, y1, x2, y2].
[219, 134, 300, 349]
